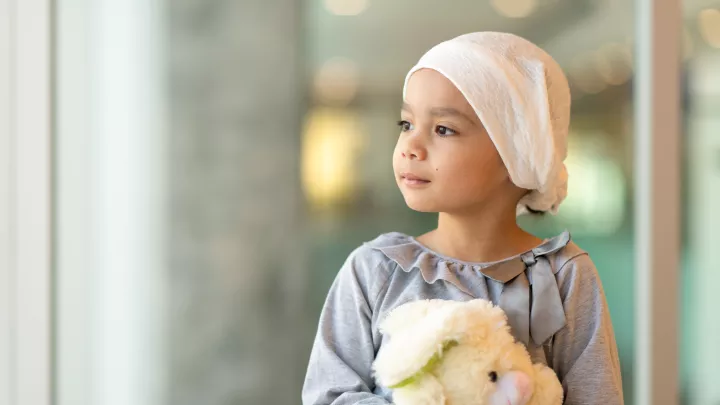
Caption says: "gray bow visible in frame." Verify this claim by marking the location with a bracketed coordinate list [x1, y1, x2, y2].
[480, 232, 570, 346]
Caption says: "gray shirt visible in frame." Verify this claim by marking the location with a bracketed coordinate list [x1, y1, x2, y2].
[302, 231, 624, 405]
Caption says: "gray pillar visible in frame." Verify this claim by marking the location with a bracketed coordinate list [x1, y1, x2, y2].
[167, 1, 307, 404]
[634, 0, 681, 404]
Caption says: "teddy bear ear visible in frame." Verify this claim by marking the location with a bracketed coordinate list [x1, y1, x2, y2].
[378, 299, 458, 336]
[374, 302, 461, 388]
[465, 299, 509, 331]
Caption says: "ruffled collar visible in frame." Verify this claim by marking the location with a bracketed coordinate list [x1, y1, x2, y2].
[369, 231, 571, 282]
[368, 231, 572, 346]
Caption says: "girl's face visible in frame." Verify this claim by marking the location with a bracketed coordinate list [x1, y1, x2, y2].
[393, 68, 516, 213]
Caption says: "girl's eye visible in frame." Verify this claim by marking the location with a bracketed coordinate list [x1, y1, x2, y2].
[436, 125, 457, 137]
[397, 120, 414, 132]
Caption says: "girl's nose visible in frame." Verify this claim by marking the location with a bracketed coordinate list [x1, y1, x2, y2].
[400, 138, 427, 161]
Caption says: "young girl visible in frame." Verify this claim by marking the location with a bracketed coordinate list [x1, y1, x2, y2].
[302, 32, 623, 405]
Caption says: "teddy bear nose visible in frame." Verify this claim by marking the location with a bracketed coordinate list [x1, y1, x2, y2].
[488, 371, 498, 382]
[490, 371, 534, 405]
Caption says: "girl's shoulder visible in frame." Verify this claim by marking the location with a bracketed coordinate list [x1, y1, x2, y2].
[332, 233, 413, 300]
[546, 238, 592, 274]
[546, 239, 606, 297]
[344, 232, 414, 269]
[338, 232, 416, 282]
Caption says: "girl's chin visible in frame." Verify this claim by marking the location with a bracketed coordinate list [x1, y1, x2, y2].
[402, 197, 441, 213]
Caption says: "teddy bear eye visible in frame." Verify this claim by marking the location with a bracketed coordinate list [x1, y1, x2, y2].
[488, 371, 498, 382]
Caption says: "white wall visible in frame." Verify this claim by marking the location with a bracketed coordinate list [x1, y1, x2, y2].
[55, 1, 168, 405]
[687, 51, 720, 405]
[0, 1, 13, 404]
[55, 2, 94, 404]
[0, 1, 52, 405]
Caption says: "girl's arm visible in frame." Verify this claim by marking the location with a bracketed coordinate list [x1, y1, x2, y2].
[302, 247, 393, 405]
[551, 255, 624, 405]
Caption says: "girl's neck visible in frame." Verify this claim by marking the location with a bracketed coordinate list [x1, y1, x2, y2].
[416, 203, 542, 264]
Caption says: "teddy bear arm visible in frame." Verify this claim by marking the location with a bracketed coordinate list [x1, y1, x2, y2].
[391, 373, 446, 405]
[527, 364, 564, 405]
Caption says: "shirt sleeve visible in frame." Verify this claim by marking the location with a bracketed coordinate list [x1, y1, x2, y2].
[551, 254, 624, 405]
[302, 246, 393, 405]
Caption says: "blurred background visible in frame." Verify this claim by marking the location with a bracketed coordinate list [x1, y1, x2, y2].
[2, 0, 719, 404]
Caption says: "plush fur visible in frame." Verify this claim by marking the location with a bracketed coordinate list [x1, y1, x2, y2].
[373, 299, 563, 405]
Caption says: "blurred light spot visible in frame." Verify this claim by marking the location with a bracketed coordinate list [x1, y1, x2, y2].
[569, 54, 607, 94]
[620, 39, 635, 69]
[314, 58, 359, 106]
[301, 108, 365, 209]
[324, 0, 368, 16]
[558, 134, 626, 235]
[595, 43, 632, 86]
[698, 9, 720, 48]
[490, 0, 537, 18]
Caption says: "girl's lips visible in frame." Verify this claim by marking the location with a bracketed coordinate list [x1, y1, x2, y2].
[403, 178, 431, 187]
[400, 172, 429, 181]
[400, 172, 431, 187]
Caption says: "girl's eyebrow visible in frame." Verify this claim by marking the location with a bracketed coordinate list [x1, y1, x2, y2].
[401, 102, 477, 126]
[429, 107, 476, 124]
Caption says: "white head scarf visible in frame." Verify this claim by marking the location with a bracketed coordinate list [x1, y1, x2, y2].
[403, 32, 571, 215]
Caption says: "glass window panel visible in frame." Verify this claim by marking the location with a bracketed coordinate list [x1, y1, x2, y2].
[55, 0, 636, 403]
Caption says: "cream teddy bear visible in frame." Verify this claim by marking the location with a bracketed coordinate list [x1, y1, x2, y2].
[373, 299, 563, 405]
